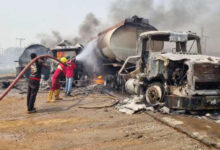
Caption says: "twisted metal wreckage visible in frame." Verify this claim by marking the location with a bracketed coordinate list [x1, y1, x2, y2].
[118, 31, 220, 110]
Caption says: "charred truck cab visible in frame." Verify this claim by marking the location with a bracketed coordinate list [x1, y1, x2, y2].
[121, 31, 220, 110]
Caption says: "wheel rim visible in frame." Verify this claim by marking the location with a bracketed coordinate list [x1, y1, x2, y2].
[146, 85, 162, 104]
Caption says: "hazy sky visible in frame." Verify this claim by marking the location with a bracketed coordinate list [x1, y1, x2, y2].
[0, 0, 115, 49]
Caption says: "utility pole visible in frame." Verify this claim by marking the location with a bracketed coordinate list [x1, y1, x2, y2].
[200, 27, 208, 54]
[16, 37, 25, 48]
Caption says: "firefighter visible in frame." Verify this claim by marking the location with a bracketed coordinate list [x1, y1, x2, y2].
[27, 53, 47, 113]
[65, 56, 77, 96]
[48, 57, 67, 103]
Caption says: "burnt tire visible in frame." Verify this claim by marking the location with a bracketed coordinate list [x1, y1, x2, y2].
[145, 82, 165, 105]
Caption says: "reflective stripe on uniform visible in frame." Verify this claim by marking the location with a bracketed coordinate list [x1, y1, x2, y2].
[57, 65, 63, 70]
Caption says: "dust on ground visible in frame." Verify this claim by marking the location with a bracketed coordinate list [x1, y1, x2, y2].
[0, 90, 214, 150]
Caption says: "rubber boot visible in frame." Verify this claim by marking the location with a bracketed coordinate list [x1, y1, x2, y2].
[48, 91, 55, 103]
[55, 90, 63, 100]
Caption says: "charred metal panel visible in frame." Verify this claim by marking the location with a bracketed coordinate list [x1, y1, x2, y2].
[195, 82, 220, 90]
[147, 53, 165, 79]
[194, 63, 220, 74]
[194, 64, 220, 79]
[165, 95, 220, 110]
[194, 63, 220, 90]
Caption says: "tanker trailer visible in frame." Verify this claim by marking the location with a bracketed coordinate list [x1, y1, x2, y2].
[96, 16, 156, 64]
[16, 44, 52, 80]
[87, 16, 157, 89]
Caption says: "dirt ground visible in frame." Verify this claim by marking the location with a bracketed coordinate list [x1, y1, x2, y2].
[0, 89, 216, 150]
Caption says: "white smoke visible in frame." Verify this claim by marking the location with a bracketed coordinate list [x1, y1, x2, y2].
[76, 39, 102, 76]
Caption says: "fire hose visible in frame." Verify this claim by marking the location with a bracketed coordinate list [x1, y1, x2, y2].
[0, 55, 64, 101]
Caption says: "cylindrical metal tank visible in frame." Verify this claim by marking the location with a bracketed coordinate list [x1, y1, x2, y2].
[95, 16, 157, 63]
[17, 44, 52, 80]
[18, 44, 51, 66]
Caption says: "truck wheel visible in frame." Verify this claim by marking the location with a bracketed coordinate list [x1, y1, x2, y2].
[145, 82, 164, 105]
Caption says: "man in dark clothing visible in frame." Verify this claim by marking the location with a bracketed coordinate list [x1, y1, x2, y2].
[27, 53, 47, 113]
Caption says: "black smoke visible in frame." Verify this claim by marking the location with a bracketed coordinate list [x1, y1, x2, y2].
[108, 0, 220, 55]
[73, 13, 102, 44]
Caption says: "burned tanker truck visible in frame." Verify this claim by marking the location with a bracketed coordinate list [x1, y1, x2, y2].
[119, 31, 220, 110]
[89, 16, 157, 88]
[89, 16, 220, 110]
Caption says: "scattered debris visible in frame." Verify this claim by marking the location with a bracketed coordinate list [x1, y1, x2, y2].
[116, 96, 148, 114]
[115, 95, 168, 115]
[205, 112, 220, 124]
[145, 106, 155, 112]
[69, 84, 105, 97]
[40, 80, 50, 90]
[159, 106, 170, 114]
[113, 91, 220, 126]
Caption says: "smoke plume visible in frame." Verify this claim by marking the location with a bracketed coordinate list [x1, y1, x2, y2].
[36, 31, 64, 48]
[108, 0, 220, 55]
[37, 0, 220, 54]
[73, 13, 102, 44]
[37, 13, 102, 48]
